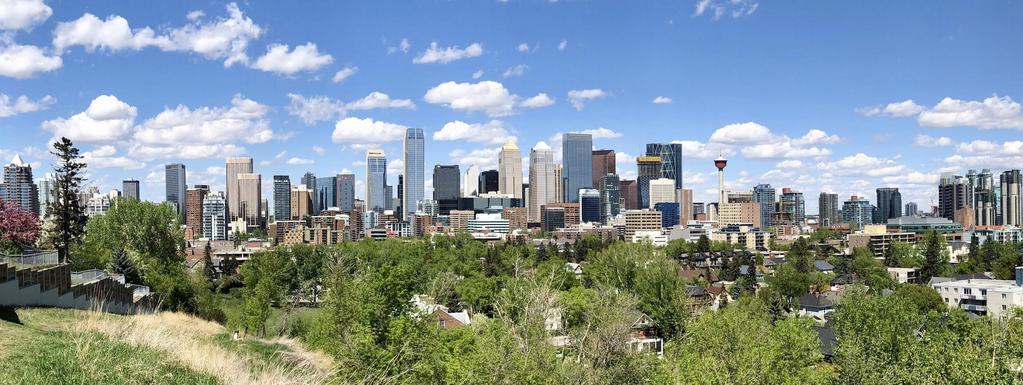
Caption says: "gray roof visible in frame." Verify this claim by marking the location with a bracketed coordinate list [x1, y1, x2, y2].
[814, 260, 835, 272]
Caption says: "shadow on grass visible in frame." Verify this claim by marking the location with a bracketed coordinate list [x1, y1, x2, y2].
[0, 306, 22, 325]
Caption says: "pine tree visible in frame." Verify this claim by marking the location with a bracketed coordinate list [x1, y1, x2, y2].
[203, 241, 217, 284]
[108, 248, 141, 284]
[696, 234, 711, 253]
[920, 230, 947, 282]
[48, 137, 87, 263]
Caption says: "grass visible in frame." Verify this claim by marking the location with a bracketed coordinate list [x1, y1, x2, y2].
[0, 307, 335, 385]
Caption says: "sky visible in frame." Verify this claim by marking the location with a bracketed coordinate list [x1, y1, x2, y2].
[2, 0, 1023, 213]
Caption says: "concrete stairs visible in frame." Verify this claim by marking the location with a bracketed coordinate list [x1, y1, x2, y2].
[0, 263, 156, 314]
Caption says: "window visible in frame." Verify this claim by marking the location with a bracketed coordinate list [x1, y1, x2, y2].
[981, 289, 987, 295]
[964, 288, 972, 295]
[944, 298, 948, 303]
[1003, 305, 1007, 311]
[1003, 294, 1007, 299]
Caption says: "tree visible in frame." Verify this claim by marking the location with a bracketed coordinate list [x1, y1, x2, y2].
[789, 237, 813, 274]
[202, 241, 216, 285]
[47, 137, 87, 263]
[919, 230, 949, 283]
[893, 284, 944, 314]
[0, 199, 41, 254]
[696, 234, 711, 253]
[107, 248, 141, 284]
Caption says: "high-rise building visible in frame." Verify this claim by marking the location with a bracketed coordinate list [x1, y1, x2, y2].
[463, 165, 480, 197]
[714, 155, 728, 206]
[237, 173, 262, 229]
[579, 189, 601, 223]
[122, 179, 140, 201]
[591, 150, 615, 188]
[498, 140, 523, 199]
[185, 185, 209, 234]
[433, 164, 460, 215]
[645, 143, 683, 189]
[819, 192, 841, 227]
[271, 175, 290, 221]
[843, 196, 875, 231]
[528, 142, 557, 223]
[300, 172, 317, 212]
[562, 133, 593, 202]
[599, 173, 620, 222]
[1001, 170, 1022, 226]
[636, 156, 662, 209]
[678, 188, 694, 223]
[225, 157, 253, 221]
[403, 128, 425, 221]
[316, 176, 337, 212]
[290, 184, 313, 219]
[202, 192, 227, 240]
[1, 154, 38, 215]
[875, 187, 903, 223]
[648, 178, 676, 208]
[753, 184, 776, 228]
[165, 163, 186, 219]
[905, 202, 919, 217]
[620, 179, 638, 210]
[780, 188, 805, 226]
[654, 202, 680, 228]
[395, 174, 402, 213]
[938, 173, 971, 223]
[338, 174, 355, 212]
[480, 169, 499, 195]
[38, 173, 56, 217]
[366, 150, 387, 212]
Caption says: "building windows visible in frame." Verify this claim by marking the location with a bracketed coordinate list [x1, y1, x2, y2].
[981, 289, 987, 296]
[1003, 305, 1007, 311]
[963, 288, 972, 295]
[1003, 293, 1007, 299]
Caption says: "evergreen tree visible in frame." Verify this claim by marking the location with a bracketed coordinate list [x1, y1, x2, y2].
[696, 234, 711, 253]
[108, 248, 141, 284]
[790, 238, 813, 274]
[48, 137, 87, 263]
[202, 241, 217, 284]
[919, 230, 948, 282]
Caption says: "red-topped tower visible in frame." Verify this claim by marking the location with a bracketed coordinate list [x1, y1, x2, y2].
[714, 155, 727, 205]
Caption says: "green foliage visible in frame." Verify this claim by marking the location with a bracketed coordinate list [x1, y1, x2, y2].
[919, 231, 950, 283]
[48, 137, 88, 263]
[892, 284, 944, 314]
[884, 242, 921, 268]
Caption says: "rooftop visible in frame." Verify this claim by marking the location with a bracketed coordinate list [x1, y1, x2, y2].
[932, 278, 1023, 292]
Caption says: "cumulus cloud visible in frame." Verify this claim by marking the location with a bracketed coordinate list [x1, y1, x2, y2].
[312, 146, 325, 156]
[41, 95, 137, 143]
[0, 43, 63, 79]
[914, 134, 953, 147]
[332, 65, 357, 83]
[346, 92, 415, 110]
[502, 64, 528, 78]
[424, 80, 518, 117]
[129, 95, 272, 159]
[0, 94, 54, 117]
[652, 96, 672, 104]
[332, 117, 407, 145]
[433, 120, 515, 145]
[776, 159, 803, 169]
[0, 0, 52, 30]
[709, 122, 772, 144]
[287, 157, 314, 165]
[388, 38, 410, 54]
[863, 95, 1023, 131]
[857, 99, 925, 117]
[709, 123, 838, 159]
[670, 140, 734, 160]
[286, 93, 344, 125]
[567, 88, 606, 110]
[574, 127, 622, 139]
[693, 0, 759, 20]
[519, 93, 554, 108]
[793, 129, 841, 145]
[944, 141, 1023, 167]
[516, 43, 530, 52]
[472, 70, 484, 79]
[81, 145, 146, 170]
[412, 42, 482, 64]
[817, 153, 904, 177]
[251, 43, 333, 75]
[387, 158, 404, 176]
[882, 171, 940, 186]
[449, 147, 500, 170]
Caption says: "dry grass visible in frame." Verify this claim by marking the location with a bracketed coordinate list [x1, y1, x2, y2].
[74, 310, 334, 385]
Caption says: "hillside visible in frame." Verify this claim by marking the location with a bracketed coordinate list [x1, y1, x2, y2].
[0, 307, 334, 385]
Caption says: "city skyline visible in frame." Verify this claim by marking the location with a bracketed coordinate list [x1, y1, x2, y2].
[2, 1, 1023, 212]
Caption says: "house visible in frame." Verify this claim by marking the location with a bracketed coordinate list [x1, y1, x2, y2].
[685, 285, 712, 312]
[798, 292, 838, 322]
[411, 294, 471, 329]
[887, 267, 920, 284]
[564, 262, 582, 277]
[706, 284, 731, 311]
[814, 260, 835, 274]
[626, 314, 664, 356]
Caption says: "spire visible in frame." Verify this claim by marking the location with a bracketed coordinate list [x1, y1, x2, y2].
[10, 153, 26, 167]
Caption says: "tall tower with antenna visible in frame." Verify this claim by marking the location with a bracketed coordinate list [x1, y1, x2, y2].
[714, 154, 728, 206]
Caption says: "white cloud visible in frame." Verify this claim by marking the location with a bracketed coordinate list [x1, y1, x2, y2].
[449, 147, 500, 170]
[914, 134, 953, 147]
[0, 0, 52, 30]
[387, 158, 403, 176]
[817, 153, 904, 177]
[388, 38, 410, 54]
[918, 95, 1023, 130]
[558, 39, 567, 51]
[312, 146, 326, 156]
[424, 80, 518, 117]
[857, 99, 925, 117]
[709, 122, 772, 144]
[0, 43, 63, 79]
[186, 10, 205, 21]
[670, 140, 734, 159]
[693, 0, 759, 20]
[81, 145, 146, 170]
[793, 129, 841, 145]
[134, 95, 272, 146]
[332, 65, 357, 83]
[0, 94, 54, 117]
[251, 43, 333, 75]
[516, 43, 530, 52]
[567, 88, 606, 110]
[41, 95, 137, 143]
[346, 92, 415, 110]
[286, 93, 344, 125]
[708, 124, 838, 160]
[287, 157, 314, 165]
[413, 42, 482, 64]
[472, 70, 484, 79]
[519, 93, 554, 108]
[741, 142, 831, 159]
[652, 96, 672, 104]
[882, 171, 940, 186]
[573, 127, 622, 139]
[332, 117, 407, 145]
[502, 64, 528, 78]
[433, 120, 515, 145]
[776, 160, 803, 169]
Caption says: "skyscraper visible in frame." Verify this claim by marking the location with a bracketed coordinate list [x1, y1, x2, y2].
[579, 189, 601, 223]
[237, 173, 262, 229]
[678, 188, 694, 223]
[591, 150, 615, 188]
[273, 175, 291, 221]
[433, 164, 460, 215]
[202, 192, 227, 241]
[654, 202, 680, 228]
[562, 133, 593, 202]
[819, 192, 840, 227]
[302, 172, 318, 212]
[780, 188, 805, 226]
[165, 163, 186, 219]
[648, 178, 676, 208]
[843, 196, 875, 231]
[291, 184, 313, 219]
[938, 173, 970, 222]
[463, 165, 480, 197]
[498, 140, 523, 199]
[904, 202, 919, 217]
[403, 128, 425, 221]
[645, 143, 683, 189]
[122, 179, 140, 201]
[1001, 170, 1022, 226]
[753, 184, 776, 228]
[316, 176, 337, 212]
[185, 185, 209, 233]
[338, 173, 355, 212]
[479, 169, 499, 195]
[875, 187, 903, 223]
[620, 179, 638, 210]
[1, 154, 38, 215]
[636, 156, 662, 209]
[366, 150, 387, 212]
[225, 157, 253, 221]
[599, 173, 620, 222]
[528, 142, 557, 223]
[38, 173, 56, 217]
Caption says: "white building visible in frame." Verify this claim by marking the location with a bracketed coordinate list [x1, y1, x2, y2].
[468, 213, 510, 234]
[931, 268, 1023, 317]
[528, 141, 557, 223]
[202, 192, 228, 240]
[648, 178, 676, 208]
[631, 230, 668, 246]
[86, 189, 120, 217]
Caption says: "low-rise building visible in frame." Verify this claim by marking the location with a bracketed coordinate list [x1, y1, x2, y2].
[847, 224, 916, 258]
[931, 268, 1023, 317]
[711, 225, 772, 251]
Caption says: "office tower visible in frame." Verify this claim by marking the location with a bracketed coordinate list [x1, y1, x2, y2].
[780, 188, 805, 226]
[261, 198, 269, 226]
[463, 165, 480, 197]
[165, 163, 186, 218]
[236, 173, 261, 229]
[646, 143, 683, 189]
[290, 184, 313, 219]
[337, 173, 355, 212]
[386, 184, 395, 211]
[974, 169, 996, 226]
[1001, 170, 1022, 226]
[272, 175, 291, 221]
[315, 176, 337, 212]
[396, 174, 403, 213]
[122, 179, 140, 201]
[1, 154, 39, 215]
[553, 165, 563, 203]
[753, 184, 776, 228]
[599, 174, 621, 222]
[714, 155, 728, 205]
[843, 196, 875, 231]
[433, 164, 460, 215]
[562, 133, 593, 202]
[579, 189, 601, 223]
[366, 150, 387, 212]
[636, 156, 662, 209]
[938, 173, 971, 222]
[679, 188, 694, 223]
[479, 169, 499, 195]
[591, 150, 615, 188]
[202, 192, 227, 240]
[403, 128, 425, 221]
[528, 142, 557, 222]
[185, 185, 209, 234]
[654, 202, 680, 228]
[875, 187, 903, 223]
[498, 140, 523, 199]
[819, 192, 840, 227]
[37, 173, 56, 217]
[620, 179, 638, 210]
[299, 172, 317, 212]
[225, 157, 253, 221]
[904, 202, 919, 217]
[648, 178, 676, 208]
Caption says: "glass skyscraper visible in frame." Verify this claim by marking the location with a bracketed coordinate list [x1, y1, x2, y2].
[366, 150, 387, 212]
[753, 184, 776, 228]
[636, 156, 662, 209]
[562, 133, 593, 203]
[165, 163, 186, 219]
[645, 143, 683, 189]
[338, 173, 355, 212]
[316, 176, 337, 211]
[599, 173, 620, 222]
[404, 128, 425, 220]
[273, 175, 291, 221]
[579, 188, 601, 223]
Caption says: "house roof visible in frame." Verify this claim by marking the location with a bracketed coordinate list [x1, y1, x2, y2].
[815, 326, 836, 358]
[814, 260, 835, 272]
[706, 284, 726, 296]
[685, 285, 708, 297]
[799, 293, 836, 310]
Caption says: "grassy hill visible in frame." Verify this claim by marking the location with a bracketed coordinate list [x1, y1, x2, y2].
[0, 307, 334, 385]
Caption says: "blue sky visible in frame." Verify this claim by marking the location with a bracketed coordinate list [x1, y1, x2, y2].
[2, 0, 1022, 213]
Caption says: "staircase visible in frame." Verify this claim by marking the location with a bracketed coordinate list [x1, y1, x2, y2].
[0, 262, 156, 314]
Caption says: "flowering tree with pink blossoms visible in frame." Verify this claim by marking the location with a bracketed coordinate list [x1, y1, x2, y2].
[0, 199, 41, 254]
